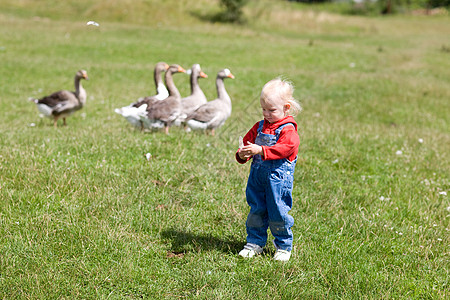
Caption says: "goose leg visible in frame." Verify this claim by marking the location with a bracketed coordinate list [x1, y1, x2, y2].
[164, 126, 169, 135]
[211, 129, 215, 136]
[53, 118, 58, 128]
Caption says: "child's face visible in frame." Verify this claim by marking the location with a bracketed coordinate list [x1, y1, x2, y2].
[260, 97, 288, 123]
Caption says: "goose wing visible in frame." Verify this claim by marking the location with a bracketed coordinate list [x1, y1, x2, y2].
[38, 90, 79, 113]
[147, 97, 180, 122]
[188, 101, 220, 123]
[132, 95, 159, 109]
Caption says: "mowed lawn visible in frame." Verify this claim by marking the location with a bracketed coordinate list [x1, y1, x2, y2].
[0, 1, 449, 298]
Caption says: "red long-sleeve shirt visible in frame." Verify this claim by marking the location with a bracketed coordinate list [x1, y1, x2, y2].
[236, 116, 299, 164]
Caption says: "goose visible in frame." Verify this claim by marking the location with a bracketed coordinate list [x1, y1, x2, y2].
[175, 64, 208, 125]
[140, 64, 186, 134]
[115, 62, 169, 129]
[29, 70, 89, 127]
[185, 69, 235, 135]
[135, 61, 170, 105]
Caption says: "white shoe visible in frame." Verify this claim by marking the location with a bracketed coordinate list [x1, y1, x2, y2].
[273, 249, 291, 261]
[238, 243, 263, 258]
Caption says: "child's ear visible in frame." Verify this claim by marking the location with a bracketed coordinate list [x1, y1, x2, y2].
[284, 103, 291, 112]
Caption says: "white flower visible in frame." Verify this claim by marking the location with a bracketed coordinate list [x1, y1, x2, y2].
[86, 21, 99, 26]
[438, 191, 447, 196]
[332, 159, 339, 164]
[418, 138, 424, 143]
[437, 238, 442, 241]
[145, 153, 152, 161]
[396, 150, 403, 155]
[29, 123, 36, 127]
[379, 196, 385, 201]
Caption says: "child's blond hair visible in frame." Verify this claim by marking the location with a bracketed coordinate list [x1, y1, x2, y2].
[260, 78, 302, 116]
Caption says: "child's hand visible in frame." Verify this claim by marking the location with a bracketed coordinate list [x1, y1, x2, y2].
[238, 141, 263, 160]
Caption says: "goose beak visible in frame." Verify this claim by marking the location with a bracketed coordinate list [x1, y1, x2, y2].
[228, 73, 235, 79]
[82, 71, 89, 80]
[200, 71, 208, 78]
[178, 66, 186, 73]
[164, 63, 169, 70]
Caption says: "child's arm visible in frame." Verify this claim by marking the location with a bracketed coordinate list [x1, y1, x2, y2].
[235, 122, 259, 164]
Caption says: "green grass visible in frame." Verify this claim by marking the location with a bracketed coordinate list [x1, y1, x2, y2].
[0, 0, 449, 298]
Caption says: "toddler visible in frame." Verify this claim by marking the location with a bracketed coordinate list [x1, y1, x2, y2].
[236, 78, 301, 261]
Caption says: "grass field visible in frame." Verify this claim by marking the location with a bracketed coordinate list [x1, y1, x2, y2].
[0, 0, 449, 298]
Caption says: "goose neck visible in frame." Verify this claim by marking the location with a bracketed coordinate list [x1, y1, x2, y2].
[190, 73, 199, 95]
[75, 76, 86, 104]
[74, 76, 81, 96]
[216, 77, 230, 102]
[165, 71, 181, 98]
[154, 67, 164, 90]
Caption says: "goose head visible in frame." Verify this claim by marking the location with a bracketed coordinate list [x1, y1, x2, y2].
[218, 68, 235, 79]
[187, 64, 208, 79]
[76, 69, 89, 80]
[167, 64, 186, 75]
[155, 62, 169, 73]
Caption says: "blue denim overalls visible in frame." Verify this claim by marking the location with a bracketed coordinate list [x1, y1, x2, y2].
[245, 120, 297, 251]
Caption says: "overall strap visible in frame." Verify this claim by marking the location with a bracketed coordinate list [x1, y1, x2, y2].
[256, 120, 265, 134]
[275, 122, 295, 135]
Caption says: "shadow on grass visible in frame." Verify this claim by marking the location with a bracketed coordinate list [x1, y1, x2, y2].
[161, 228, 243, 255]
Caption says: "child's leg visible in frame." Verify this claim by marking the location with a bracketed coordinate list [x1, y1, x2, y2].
[245, 168, 269, 247]
[266, 176, 294, 252]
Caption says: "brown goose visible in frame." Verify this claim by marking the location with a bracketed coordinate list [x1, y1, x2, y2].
[114, 62, 169, 129]
[29, 70, 89, 127]
[185, 69, 235, 136]
[175, 64, 208, 125]
[141, 64, 186, 134]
